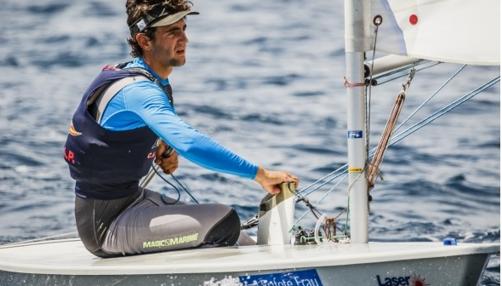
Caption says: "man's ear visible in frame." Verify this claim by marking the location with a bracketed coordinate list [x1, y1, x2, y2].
[135, 33, 152, 52]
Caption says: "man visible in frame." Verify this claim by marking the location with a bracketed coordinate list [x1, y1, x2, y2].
[64, 0, 298, 258]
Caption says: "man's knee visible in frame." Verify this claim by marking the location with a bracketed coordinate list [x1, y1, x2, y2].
[204, 206, 240, 247]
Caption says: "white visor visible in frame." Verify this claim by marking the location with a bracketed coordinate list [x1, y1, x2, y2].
[151, 10, 199, 28]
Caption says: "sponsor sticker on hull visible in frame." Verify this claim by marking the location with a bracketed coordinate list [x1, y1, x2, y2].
[376, 274, 428, 286]
[239, 269, 323, 286]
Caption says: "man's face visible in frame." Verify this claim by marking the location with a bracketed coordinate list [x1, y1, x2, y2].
[149, 19, 188, 67]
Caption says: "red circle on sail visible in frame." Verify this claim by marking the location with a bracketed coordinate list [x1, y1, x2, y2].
[409, 14, 418, 25]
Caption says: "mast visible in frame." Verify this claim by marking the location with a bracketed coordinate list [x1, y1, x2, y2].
[344, 0, 369, 243]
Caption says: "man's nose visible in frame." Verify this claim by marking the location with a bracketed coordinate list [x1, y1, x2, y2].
[181, 31, 189, 43]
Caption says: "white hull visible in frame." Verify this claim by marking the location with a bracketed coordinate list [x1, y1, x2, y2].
[0, 239, 497, 285]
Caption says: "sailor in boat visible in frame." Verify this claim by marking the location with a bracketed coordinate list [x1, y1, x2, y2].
[63, 0, 299, 258]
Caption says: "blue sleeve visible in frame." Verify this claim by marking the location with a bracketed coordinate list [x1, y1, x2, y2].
[122, 82, 259, 179]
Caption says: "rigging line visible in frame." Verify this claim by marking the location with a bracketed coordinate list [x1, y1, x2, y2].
[150, 162, 199, 204]
[375, 62, 441, 86]
[366, 15, 382, 162]
[139, 139, 166, 189]
[169, 173, 199, 204]
[370, 75, 498, 157]
[300, 172, 347, 198]
[293, 169, 360, 234]
[152, 164, 182, 204]
[293, 173, 348, 226]
[298, 74, 498, 197]
[296, 165, 347, 195]
[296, 168, 347, 197]
[394, 64, 467, 134]
[306, 177, 345, 221]
[295, 196, 323, 219]
[389, 76, 500, 147]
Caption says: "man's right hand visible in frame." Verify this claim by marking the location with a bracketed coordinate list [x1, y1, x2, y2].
[155, 141, 178, 174]
[254, 166, 299, 195]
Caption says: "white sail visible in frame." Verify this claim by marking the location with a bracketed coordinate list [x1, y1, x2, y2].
[369, 0, 500, 66]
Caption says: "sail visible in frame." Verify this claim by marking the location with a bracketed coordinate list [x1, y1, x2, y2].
[369, 0, 500, 66]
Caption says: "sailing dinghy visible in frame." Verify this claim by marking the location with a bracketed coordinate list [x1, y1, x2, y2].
[0, 0, 499, 285]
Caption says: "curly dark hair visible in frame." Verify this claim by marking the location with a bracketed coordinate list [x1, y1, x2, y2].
[126, 0, 193, 57]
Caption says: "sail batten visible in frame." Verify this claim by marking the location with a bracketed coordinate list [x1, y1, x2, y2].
[369, 0, 500, 66]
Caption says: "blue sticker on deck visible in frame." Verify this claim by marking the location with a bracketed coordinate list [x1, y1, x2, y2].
[348, 130, 363, 138]
[239, 269, 323, 286]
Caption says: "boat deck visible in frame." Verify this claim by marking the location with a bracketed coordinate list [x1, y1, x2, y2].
[0, 239, 498, 275]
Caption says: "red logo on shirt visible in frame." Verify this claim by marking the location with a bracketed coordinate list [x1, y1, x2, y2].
[64, 148, 76, 164]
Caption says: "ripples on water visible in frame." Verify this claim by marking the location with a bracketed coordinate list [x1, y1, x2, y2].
[0, 0, 499, 284]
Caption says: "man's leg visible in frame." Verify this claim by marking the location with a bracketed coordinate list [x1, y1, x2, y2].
[101, 190, 241, 256]
[75, 192, 140, 258]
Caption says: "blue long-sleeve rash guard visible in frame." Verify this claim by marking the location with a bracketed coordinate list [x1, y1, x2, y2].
[99, 58, 258, 179]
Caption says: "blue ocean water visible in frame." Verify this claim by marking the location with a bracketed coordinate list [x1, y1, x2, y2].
[0, 0, 499, 284]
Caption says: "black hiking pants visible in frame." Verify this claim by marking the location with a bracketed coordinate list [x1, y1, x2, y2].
[75, 189, 244, 258]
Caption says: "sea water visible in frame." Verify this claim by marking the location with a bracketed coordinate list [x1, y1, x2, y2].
[0, 0, 499, 285]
